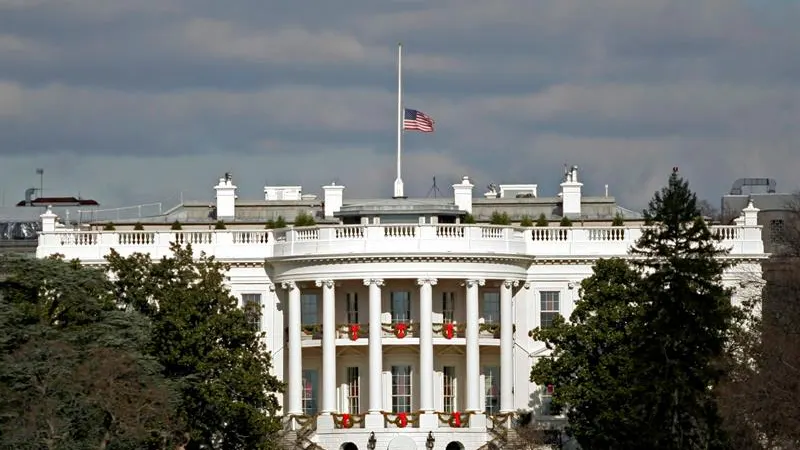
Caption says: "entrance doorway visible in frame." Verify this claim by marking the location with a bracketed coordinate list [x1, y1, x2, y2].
[340, 443, 358, 450]
[445, 442, 465, 450]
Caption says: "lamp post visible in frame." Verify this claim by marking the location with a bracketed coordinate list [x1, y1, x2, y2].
[426, 431, 435, 449]
[367, 431, 376, 450]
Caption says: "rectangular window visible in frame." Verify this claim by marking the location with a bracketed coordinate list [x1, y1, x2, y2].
[482, 292, 500, 324]
[346, 293, 359, 324]
[391, 365, 412, 413]
[347, 367, 360, 414]
[541, 384, 557, 415]
[241, 293, 262, 331]
[442, 292, 455, 323]
[484, 366, 500, 414]
[540, 291, 561, 329]
[443, 366, 456, 413]
[770, 219, 785, 243]
[391, 292, 411, 324]
[301, 293, 318, 325]
[302, 369, 318, 415]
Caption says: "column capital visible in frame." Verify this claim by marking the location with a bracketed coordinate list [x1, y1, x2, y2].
[502, 280, 520, 289]
[315, 279, 334, 289]
[463, 279, 485, 288]
[363, 278, 385, 287]
[281, 281, 297, 291]
[523, 282, 531, 290]
[417, 277, 438, 286]
[268, 283, 276, 292]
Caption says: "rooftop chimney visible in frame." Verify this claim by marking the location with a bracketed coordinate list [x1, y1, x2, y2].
[560, 165, 583, 217]
[322, 182, 345, 218]
[214, 172, 237, 220]
[453, 176, 474, 213]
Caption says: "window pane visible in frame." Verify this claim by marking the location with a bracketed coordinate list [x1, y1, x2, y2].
[346, 293, 359, 324]
[483, 292, 500, 324]
[242, 293, 262, 331]
[301, 294, 318, 325]
[391, 365, 412, 413]
[347, 367, 360, 414]
[442, 292, 455, 323]
[484, 366, 500, 414]
[443, 366, 456, 413]
[540, 291, 560, 329]
[391, 292, 411, 324]
[302, 369, 318, 415]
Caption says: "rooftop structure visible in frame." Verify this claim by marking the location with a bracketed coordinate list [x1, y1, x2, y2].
[34, 166, 767, 450]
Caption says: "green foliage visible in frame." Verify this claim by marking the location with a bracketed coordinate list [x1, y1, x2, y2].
[170, 220, 182, 230]
[520, 215, 534, 227]
[105, 244, 284, 450]
[293, 211, 316, 227]
[265, 216, 287, 229]
[103, 222, 116, 231]
[490, 211, 511, 225]
[133, 222, 145, 230]
[612, 213, 624, 226]
[531, 170, 735, 450]
[531, 259, 650, 450]
[214, 220, 227, 230]
[535, 213, 549, 227]
[463, 213, 476, 224]
[0, 255, 179, 450]
[559, 216, 572, 227]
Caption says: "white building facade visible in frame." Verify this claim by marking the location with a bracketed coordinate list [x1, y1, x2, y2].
[35, 170, 767, 450]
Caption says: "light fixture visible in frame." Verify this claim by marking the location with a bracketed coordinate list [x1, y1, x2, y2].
[367, 431, 376, 450]
[426, 431, 435, 449]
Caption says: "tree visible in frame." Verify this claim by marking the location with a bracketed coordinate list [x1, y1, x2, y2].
[105, 244, 284, 450]
[535, 213, 549, 227]
[520, 215, 533, 227]
[629, 169, 734, 449]
[0, 255, 179, 450]
[531, 258, 650, 450]
[531, 170, 735, 449]
[558, 217, 572, 227]
[293, 212, 316, 227]
[490, 211, 511, 225]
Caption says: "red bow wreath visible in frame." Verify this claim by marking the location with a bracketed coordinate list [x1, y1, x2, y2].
[393, 323, 408, 339]
[443, 323, 455, 339]
[341, 413, 352, 428]
[349, 324, 360, 341]
[397, 412, 408, 428]
[450, 411, 462, 428]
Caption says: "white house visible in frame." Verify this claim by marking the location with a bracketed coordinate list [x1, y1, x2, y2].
[35, 166, 767, 450]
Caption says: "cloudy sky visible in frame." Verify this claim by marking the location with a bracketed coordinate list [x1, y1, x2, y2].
[1, 0, 799, 212]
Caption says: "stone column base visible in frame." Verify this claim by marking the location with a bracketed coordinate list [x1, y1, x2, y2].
[418, 412, 439, 429]
[469, 412, 486, 429]
[316, 414, 335, 430]
[364, 413, 385, 429]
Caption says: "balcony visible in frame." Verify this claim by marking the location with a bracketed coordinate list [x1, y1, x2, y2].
[36, 224, 764, 263]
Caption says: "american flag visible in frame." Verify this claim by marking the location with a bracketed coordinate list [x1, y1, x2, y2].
[403, 108, 435, 132]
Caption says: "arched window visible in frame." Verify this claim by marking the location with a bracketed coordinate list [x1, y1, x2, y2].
[445, 442, 465, 450]
[340, 443, 358, 450]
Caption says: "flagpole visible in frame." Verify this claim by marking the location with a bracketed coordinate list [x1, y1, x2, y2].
[393, 42, 405, 198]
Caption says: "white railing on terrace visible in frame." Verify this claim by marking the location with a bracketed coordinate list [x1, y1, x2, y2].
[36, 224, 764, 262]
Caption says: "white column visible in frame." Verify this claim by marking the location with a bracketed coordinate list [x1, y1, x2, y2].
[417, 278, 437, 426]
[500, 280, 517, 413]
[465, 279, 484, 414]
[282, 281, 303, 416]
[364, 278, 385, 428]
[317, 279, 336, 414]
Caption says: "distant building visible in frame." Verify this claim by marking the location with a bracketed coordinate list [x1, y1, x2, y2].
[721, 177, 796, 254]
[35, 166, 766, 450]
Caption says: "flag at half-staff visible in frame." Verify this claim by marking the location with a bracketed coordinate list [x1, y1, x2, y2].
[403, 108, 435, 132]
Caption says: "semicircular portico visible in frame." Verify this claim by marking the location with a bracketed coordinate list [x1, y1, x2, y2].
[266, 254, 532, 283]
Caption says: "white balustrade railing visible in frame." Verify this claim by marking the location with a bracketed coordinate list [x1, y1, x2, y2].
[36, 224, 764, 262]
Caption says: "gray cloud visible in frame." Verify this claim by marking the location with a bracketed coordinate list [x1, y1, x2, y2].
[1, 0, 799, 212]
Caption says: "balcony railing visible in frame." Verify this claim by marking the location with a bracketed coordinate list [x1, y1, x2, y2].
[36, 223, 764, 262]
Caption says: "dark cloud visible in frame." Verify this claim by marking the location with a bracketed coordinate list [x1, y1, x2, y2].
[1, 0, 799, 212]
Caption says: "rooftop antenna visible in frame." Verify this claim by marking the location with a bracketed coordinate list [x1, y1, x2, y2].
[36, 168, 44, 198]
[426, 176, 443, 198]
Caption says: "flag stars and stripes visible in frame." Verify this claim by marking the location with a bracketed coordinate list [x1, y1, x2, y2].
[403, 108, 435, 132]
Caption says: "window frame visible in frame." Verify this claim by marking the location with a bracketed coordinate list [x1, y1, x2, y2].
[539, 291, 561, 329]
[391, 365, 412, 413]
[390, 291, 411, 324]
